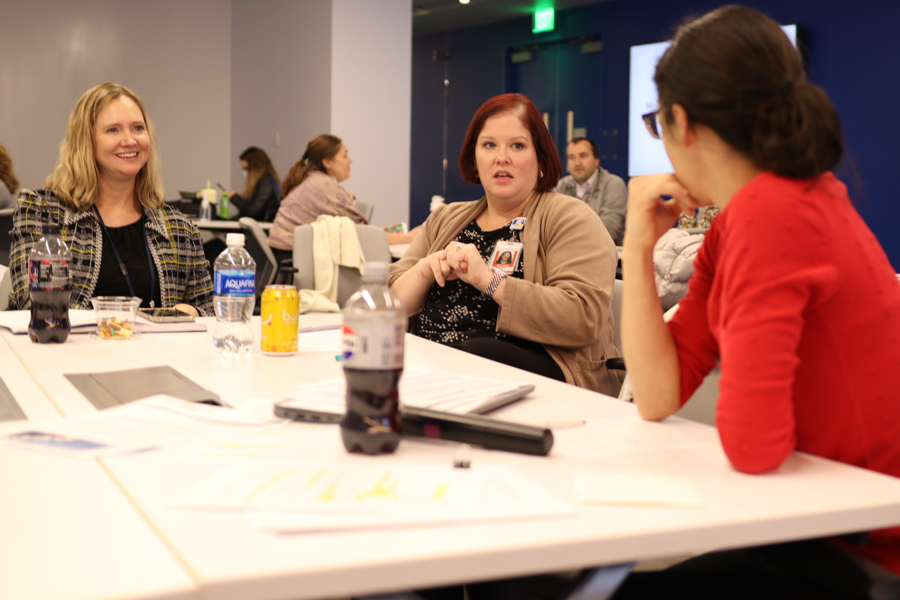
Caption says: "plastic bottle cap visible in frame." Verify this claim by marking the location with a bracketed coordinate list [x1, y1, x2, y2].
[225, 233, 245, 246]
[361, 261, 390, 281]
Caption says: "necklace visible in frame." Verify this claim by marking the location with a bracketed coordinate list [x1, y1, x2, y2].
[92, 205, 156, 307]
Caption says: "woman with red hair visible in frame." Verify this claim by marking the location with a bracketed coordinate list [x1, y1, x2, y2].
[390, 94, 620, 394]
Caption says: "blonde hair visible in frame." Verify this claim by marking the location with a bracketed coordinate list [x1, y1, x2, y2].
[0, 143, 18, 193]
[46, 82, 165, 211]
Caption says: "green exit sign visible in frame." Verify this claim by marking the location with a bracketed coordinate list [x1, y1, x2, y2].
[533, 8, 554, 33]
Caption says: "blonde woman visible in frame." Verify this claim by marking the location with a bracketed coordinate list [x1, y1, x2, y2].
[8, 82, 212, 315]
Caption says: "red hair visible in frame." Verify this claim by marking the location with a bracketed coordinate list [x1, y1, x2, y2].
[458, 94, 562, 193]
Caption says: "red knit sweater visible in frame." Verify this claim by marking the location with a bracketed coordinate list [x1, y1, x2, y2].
[668, 171, 900, 573]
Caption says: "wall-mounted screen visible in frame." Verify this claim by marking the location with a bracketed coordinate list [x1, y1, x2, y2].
[628, 24, 797, 177]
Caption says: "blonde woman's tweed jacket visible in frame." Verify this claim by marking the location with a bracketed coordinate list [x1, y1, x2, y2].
[8, 189, 214, 315]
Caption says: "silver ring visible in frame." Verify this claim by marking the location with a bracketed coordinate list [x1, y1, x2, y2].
[455, 244, 461, 252]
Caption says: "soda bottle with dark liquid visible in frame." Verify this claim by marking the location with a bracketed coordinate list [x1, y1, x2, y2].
[340, 262, 407, 455]
[28, 224, 72, 344]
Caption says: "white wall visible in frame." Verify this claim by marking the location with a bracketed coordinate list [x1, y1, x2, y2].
[0, 0, 232, 196]
[0, 0, 413, 226]
[331, 0, 412, 227]
[230, 0, 332, 192]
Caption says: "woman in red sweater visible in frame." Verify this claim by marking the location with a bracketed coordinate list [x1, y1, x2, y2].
[619, 5, 900, 598]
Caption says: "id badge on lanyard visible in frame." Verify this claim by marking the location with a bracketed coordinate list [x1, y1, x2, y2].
[488, 217, 526, 275]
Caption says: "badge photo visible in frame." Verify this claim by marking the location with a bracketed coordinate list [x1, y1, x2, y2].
[489, 241, 523, 274]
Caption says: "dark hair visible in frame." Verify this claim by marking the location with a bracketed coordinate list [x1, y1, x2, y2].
[655, 5, 843, 179]
[459, 94, 562, 193]
[566, 137, 599, 160]
[239, 147, 279, 199]
[280, 135, 343, 200]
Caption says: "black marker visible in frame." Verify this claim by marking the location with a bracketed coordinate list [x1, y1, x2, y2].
[400, 406, 553, 456]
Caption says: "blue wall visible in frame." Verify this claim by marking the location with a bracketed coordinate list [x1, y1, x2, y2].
[411, 0, 900, 267]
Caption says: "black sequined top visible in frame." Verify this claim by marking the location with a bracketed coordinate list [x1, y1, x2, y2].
[414, 219, 544, 354]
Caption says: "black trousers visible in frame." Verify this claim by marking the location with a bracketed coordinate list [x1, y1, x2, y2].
[448, 337, 565, 382]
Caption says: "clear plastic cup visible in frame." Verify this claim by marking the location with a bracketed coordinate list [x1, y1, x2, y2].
[91, 296, 141, 340]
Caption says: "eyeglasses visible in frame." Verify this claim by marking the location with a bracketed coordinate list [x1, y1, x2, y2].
[641, 110, 662, 140]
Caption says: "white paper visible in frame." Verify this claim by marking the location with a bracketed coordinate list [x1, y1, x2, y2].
[297, 327, 342, 352]
[170, 461, 575, 532]
[575, 471, 704, 508]
[0, 309, 206, 334]
[0, 395, 275, 458]
[550, 416, 715, 459]
[0, 309, 96, 334]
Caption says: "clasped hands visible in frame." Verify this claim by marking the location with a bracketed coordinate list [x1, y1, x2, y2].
[420, 241, 492, 291]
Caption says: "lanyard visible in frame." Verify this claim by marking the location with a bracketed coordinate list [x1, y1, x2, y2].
[92, 206, 156, 307]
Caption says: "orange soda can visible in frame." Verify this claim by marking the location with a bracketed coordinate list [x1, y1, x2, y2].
[261, 285, 299, 355]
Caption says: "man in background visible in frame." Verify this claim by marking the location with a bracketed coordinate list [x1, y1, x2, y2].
[555, 137, 627, 245]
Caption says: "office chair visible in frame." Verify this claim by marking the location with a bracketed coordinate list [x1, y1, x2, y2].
[607, 278, 625, 372]
[237, 217, 296, 313]
[0, 207, 15, 267]
[0, 265, 11, 310]
[292, 222, 391, 307]
[355, 200, 375, 222]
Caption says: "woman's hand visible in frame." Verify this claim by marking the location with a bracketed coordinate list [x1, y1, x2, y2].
[444, 242, 492, 291]
[418, 247, 455, 288]
[623, 174, 699, 251]
[173, 303, 199, 317]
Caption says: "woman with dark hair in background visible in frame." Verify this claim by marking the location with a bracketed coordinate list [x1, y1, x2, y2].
[389, 93, 620, 393]
[226, 146, 280, 221]
[268, 134, 417, 263]
[0, 143, 19, 209]
[267, 134, 366, 263]
[613, 5, 900, 598]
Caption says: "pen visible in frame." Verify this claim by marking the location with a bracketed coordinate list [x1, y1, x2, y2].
[216, 182, 227, 192]
[299, 325, 342, 333]
[544, 419, 587, 430]
[401, 406, 553, 456]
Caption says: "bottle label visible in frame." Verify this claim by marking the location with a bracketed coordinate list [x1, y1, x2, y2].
[214, 271, 255, 296]
[341, 320, 404, 369]
[29, 258, 69, 291]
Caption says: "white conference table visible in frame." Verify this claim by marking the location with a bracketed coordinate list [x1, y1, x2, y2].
[390, 243, 410, 260]
[0, 330, 196, 600]
[3, 315, 900, 600]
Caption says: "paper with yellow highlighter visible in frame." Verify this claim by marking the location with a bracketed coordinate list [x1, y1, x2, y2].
[169, 460, 575, 532]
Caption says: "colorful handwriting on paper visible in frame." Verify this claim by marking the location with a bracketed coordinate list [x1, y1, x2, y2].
[355, 472, 400, 501]
[432, 483, 449, 500]
[245, 466, 294, 503]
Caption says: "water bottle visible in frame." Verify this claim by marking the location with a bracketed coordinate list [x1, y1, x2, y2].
[213, 233, 255, 353]
[219, 192, 230, 220]
[200, 196, 212, 221]
[340, 262, 407, 455]
[28, 224, 72, 344]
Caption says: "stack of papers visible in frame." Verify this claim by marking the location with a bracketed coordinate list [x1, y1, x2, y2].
[170, 460, 576, 533]
[0, 395, 275, 458]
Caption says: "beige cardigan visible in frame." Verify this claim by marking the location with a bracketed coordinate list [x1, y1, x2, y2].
[389, 191, 622, 396]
